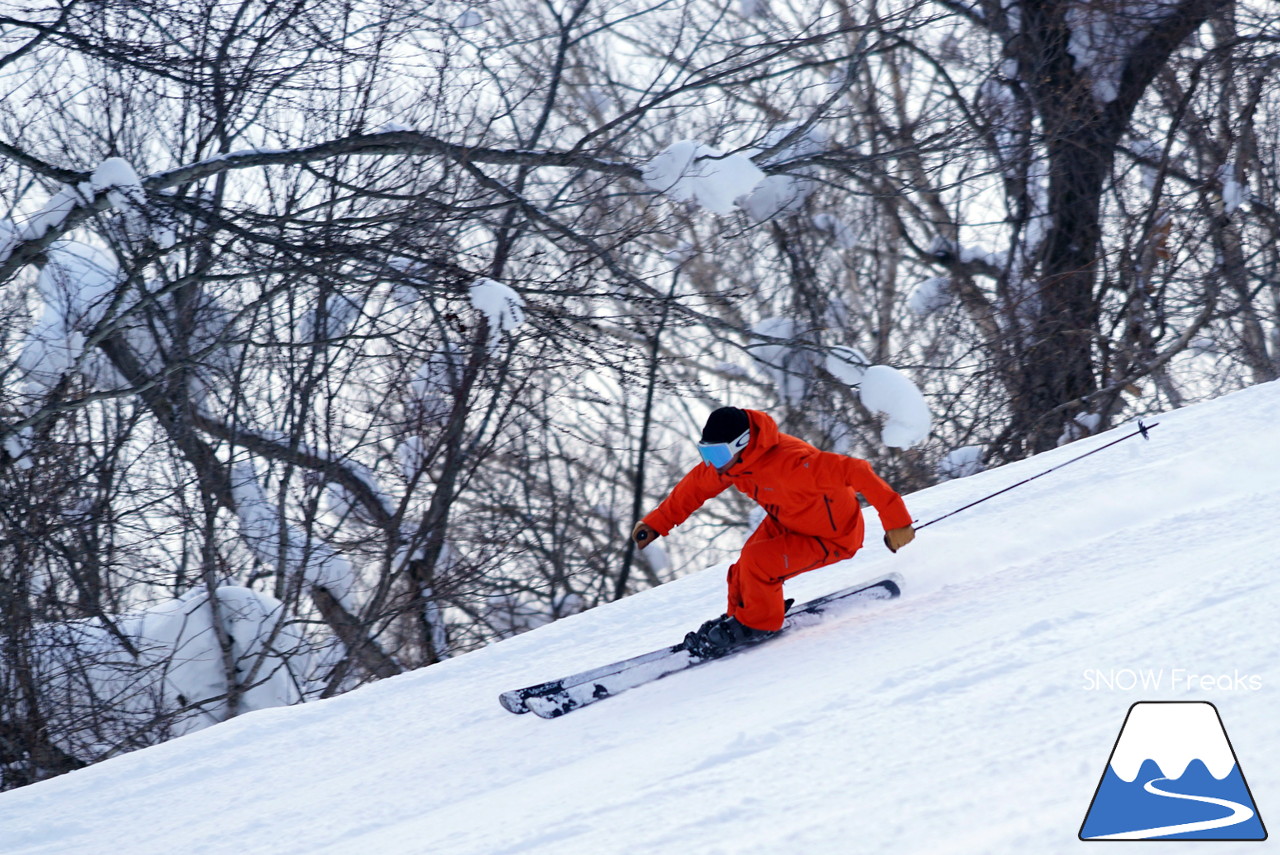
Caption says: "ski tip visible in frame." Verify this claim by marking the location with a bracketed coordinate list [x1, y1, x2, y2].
[499, 692, 533, 715]
[879, 572, 904, 597]
[880, 574, 903, 598]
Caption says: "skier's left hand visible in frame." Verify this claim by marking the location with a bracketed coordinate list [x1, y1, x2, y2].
[884, 525, 915, 553]
[631, 521, 658, 549]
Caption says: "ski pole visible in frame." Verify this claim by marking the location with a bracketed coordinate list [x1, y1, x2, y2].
[915, 420, 1158, 531]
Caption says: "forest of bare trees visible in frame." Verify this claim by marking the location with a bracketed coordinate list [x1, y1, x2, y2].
[1, 0, 1276, 788]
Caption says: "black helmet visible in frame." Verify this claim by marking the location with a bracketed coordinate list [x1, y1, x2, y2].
[701, 407, 749, 443]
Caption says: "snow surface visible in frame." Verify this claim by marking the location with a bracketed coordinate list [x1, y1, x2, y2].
[2, 381, 1279, 854]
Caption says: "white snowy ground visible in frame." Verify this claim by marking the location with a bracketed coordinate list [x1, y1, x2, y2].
[2, 382, 1278, 854]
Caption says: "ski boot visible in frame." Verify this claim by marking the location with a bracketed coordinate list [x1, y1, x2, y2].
[683, 614, 778, 659]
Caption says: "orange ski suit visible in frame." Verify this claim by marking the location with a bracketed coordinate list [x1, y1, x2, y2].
[643, 410, 912, 632]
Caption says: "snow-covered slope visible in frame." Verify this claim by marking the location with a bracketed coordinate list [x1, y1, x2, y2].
[2, 383, 1277, 854]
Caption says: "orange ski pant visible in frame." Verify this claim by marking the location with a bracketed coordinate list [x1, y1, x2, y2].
[726, 517, 856, 632]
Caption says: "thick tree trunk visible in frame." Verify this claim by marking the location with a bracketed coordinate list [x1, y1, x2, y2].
[1005, 0, 1227, 454]
[1015, 136, 1112, 453]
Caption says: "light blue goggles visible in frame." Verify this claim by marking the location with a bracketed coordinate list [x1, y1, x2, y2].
[697, 428, 750, 468]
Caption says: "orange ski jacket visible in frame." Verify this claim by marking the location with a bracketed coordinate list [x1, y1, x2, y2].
[644, 410, 912, 550]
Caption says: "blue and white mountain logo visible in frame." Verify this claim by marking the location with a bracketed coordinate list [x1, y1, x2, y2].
[1080, 701, 1267, 841]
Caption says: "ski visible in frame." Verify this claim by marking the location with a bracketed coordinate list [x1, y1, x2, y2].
[499, 572, 902, 719]
[497, 644, 685, 715]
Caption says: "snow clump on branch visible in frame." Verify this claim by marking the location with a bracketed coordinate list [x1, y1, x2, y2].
[642, 140, 765, 216]
[738, 123, 827, 222]
[824, 345, 871, 386]
[750, 316, 809, 405]
[469, 277, 526, 353]
[811, 213, 857, 248]
[858, 365, 932, 448]
[232, 461, 358, 608]
[1067, 1, 1170, 103]
[908, 277, 952, 316]
[641, 124, 827, 221]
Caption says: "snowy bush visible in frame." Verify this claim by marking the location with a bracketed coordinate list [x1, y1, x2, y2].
[908, 277, 952, 316]
[32, 586, 310, 766]
[937, 446, 985, 480]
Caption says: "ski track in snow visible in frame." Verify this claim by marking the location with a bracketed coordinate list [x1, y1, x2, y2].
[0, 382, 1278, 853]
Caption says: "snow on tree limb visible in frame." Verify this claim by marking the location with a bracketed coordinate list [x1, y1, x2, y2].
[144, 129, 644, 193]
[0, 157, 165, 280]
[231, 461, 358, 610]
[469, 278, 526, 352]
[0, 132, 642, 284]
[642, 139, 766, 215]
[194, 411, 397, 531]
[859, 366, 932, 448]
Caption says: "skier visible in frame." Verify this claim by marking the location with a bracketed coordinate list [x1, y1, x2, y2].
[631, 407, 915, 657]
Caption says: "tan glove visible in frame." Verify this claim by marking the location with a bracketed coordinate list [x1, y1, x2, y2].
[631, 521, 659, 550]
[883, 525, 915, 553]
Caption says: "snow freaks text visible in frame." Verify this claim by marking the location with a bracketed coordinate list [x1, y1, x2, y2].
[1082, 669, 1264, 693]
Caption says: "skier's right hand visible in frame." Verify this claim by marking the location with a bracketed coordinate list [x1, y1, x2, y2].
[884, 524, 915, 553]
[631, 521, 658, 550]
